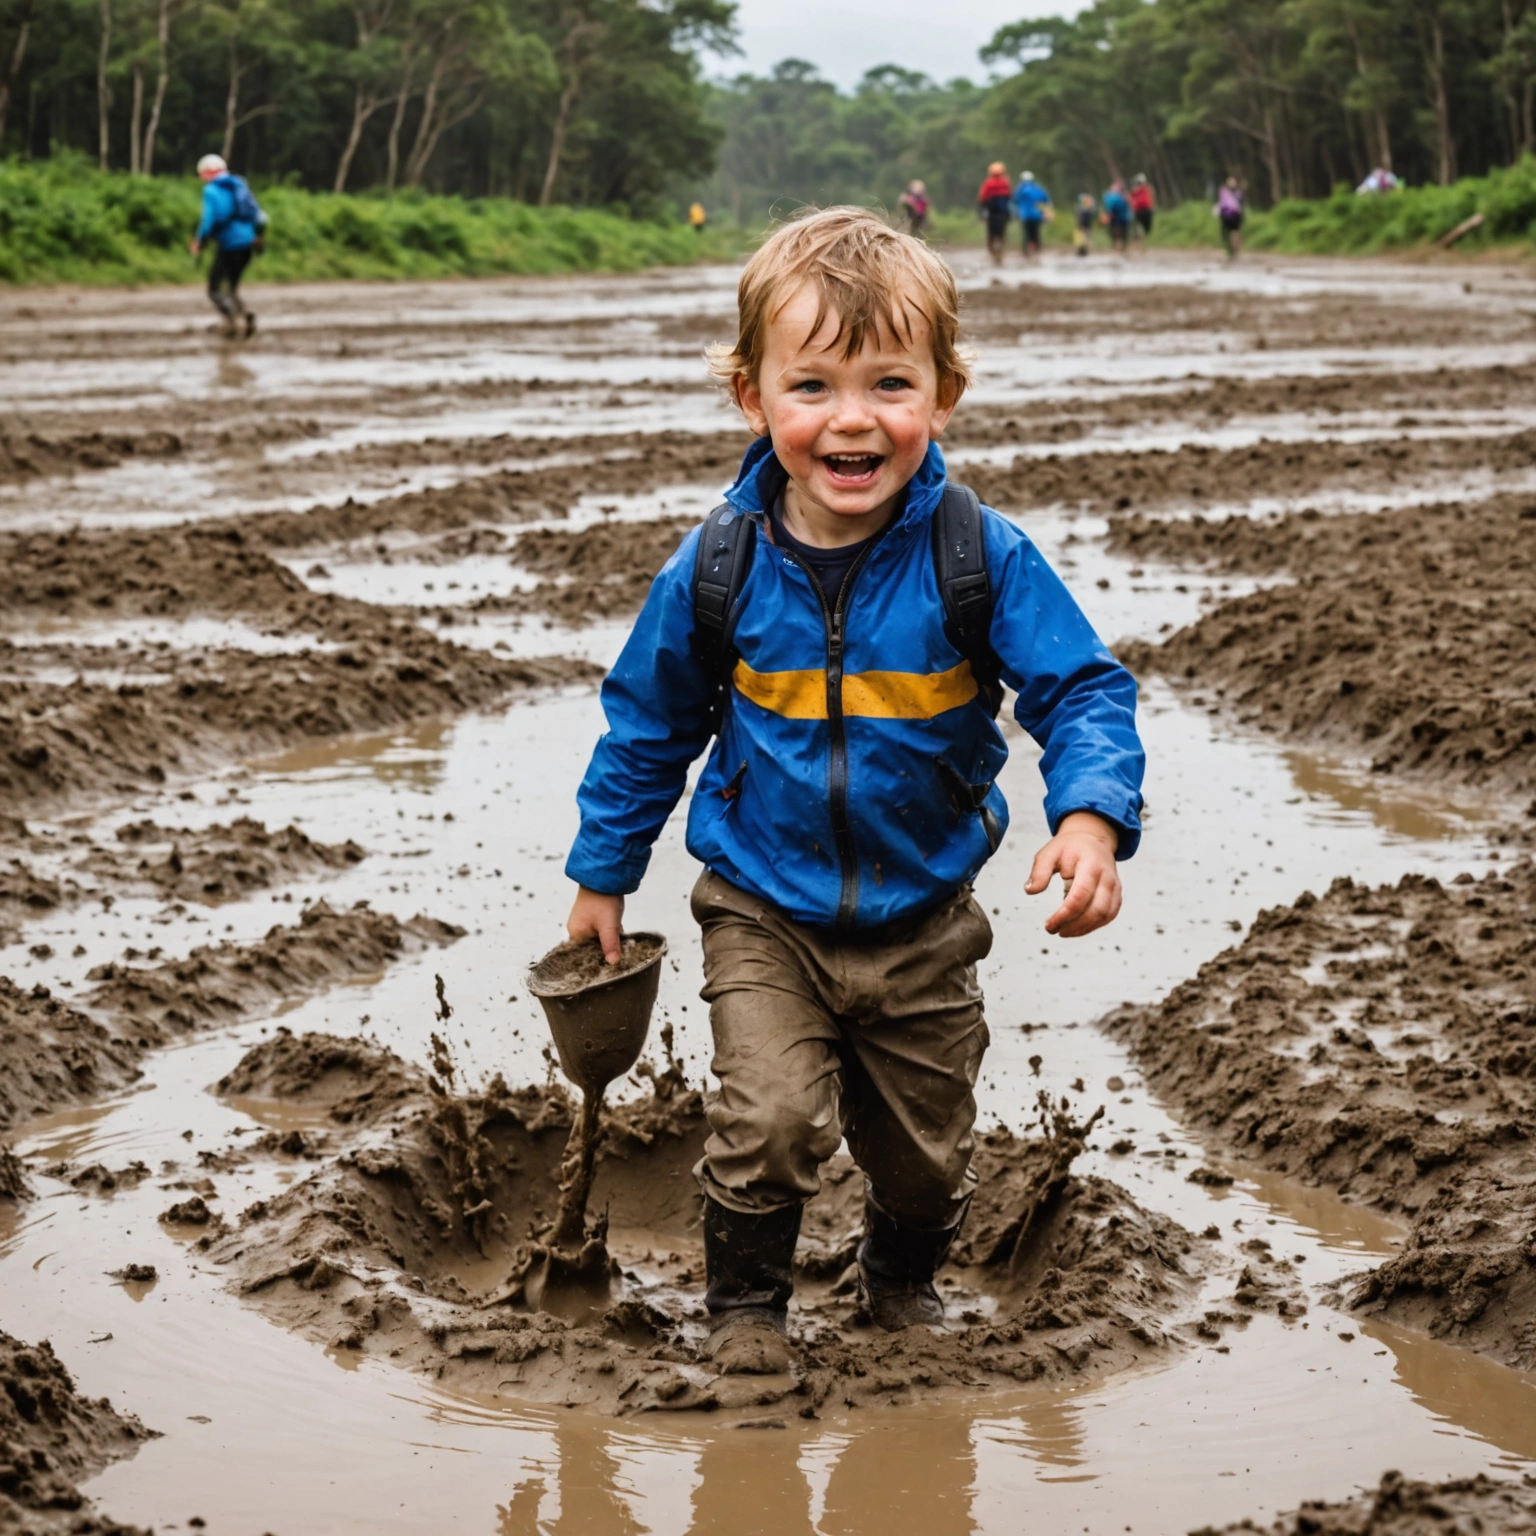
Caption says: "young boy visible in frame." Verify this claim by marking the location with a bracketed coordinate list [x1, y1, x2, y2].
[562, 207, 1144, 1374]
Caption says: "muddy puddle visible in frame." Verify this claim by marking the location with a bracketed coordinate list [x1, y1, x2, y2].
[3, 249, 1535, 1534]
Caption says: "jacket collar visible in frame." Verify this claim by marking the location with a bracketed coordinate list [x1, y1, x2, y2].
[723, 437, 949, 532]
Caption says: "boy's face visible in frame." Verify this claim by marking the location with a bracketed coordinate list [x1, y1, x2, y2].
[737, 282, 955, 527]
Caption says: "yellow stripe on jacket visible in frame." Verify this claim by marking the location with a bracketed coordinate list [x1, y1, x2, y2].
[731, 658, 978, 720]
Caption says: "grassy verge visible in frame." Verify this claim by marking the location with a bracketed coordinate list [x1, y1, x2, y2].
[1148, 155, 1536, 256]
[0, 155, 750, 285]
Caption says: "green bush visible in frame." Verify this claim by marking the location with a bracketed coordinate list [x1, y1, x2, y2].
[0, 155, 750, 285]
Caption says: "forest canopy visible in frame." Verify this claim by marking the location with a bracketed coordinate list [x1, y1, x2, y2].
[1, 0, 1533, 216]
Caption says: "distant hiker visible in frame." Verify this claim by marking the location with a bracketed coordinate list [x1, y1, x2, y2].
[1131, 174, 1155, 242]
[1355, 167, 1401, 194]
[977, 162, 1013, 265]
[562, 206, 1144, 1375]
[898, 180, 931, 238]
[1102, 179, 1131, 253]
[1073, 192, 1096, 256]
[1215, 177, 1245, 259]
[188, 153, 265, 338]
[1013, 172, 1053, 257]
[690, 201, 708, 233]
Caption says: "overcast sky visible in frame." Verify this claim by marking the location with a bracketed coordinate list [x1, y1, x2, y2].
[703, 0, 1076, 91]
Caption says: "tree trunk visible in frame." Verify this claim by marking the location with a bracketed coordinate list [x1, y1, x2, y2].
[141, 0, 170, 176]
[334, 85, 377, 192]
[0, 12, 30, 152]
[1422, 7, 1455, 184]
[384, 54, 417, 191]
[539, 73, 579, 206]
[222, 34, 241, 160]
[96, 0, 111, 169]
[128, 58, 142, 173]
[1261, 99, 1282, 204]
[407, 85, 483, 187]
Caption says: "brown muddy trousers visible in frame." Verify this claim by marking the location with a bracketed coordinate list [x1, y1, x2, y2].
[690, 870, 993, 1230]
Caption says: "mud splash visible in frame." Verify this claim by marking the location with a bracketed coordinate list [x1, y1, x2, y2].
[206, 1030, 1206, 1417]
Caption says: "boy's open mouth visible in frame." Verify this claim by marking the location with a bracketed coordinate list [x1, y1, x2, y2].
[820, 452, 885, 485]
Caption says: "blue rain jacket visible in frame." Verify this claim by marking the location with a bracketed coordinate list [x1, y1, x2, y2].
[565, 438, 1145, 930]
[196, 175, 260, 251]
[1014, 180, 1053, 220]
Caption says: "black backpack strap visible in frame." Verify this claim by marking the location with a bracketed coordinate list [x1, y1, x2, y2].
[932, 481, 1002, 714]
[692, 502, 758, 703]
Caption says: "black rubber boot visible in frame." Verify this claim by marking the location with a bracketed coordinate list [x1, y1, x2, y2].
[701, 1196, 802, 1374]
[857, 1196, 967, 1332]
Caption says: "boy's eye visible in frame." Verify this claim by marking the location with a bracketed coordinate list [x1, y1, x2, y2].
[877, 377, 911, 392]
[792, 380, 826, 395]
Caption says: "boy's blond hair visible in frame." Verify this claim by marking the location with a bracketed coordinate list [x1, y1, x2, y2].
[708, 206, 971, 410]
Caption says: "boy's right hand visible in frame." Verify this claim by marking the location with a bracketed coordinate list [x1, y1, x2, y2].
[567, 886, 625, 965]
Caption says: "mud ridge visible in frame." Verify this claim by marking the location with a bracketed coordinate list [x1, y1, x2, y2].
[1197, 1469, 1536, 1534]
[0, 641, 600, 815]
[1105, 860, 1536, 1369]
[0, 428, 182, 484]
[207, 1031, 1209, 1416]
[0, 1329, 155, 1535]
[0, 901, 462, 1136]
[965, 429, 1536, 519]
[1, 817, 364, 939]
[1114, 493, 1536, 800]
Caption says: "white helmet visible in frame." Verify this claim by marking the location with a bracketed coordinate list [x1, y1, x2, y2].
[196, 153, 228, 176]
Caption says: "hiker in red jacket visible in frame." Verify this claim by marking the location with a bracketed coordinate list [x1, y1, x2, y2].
[977, 162, 1013, 265]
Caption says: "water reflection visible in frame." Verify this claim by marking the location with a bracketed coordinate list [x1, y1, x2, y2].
[253, 718, 450, 788]
[1365, 1318, 1536, 1469]
[1283, 749, 1493, 842]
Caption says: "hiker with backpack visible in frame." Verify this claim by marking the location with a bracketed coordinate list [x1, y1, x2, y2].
[1215, 177, 1245, 259]
[560, 207, 1145, 1375]
[188, 153, 267, 337]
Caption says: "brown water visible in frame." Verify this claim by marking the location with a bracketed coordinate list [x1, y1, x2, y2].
[3, 248, 1535, 1534]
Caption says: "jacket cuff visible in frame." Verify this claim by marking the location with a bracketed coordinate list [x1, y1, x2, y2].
[564, 840, 651, 897]
[1047, 796, 1143, 860]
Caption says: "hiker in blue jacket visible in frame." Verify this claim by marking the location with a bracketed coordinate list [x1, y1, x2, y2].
[188, 153, 265, 337]
[1013, 172, 1053, 257]
[561, 208, 1144, 1376]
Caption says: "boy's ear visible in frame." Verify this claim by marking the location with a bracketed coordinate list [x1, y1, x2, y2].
[735, 374, 770, 437]
[929, 392, 959, 439]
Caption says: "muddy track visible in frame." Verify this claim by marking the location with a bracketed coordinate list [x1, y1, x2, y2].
[0, 1330, 156, 1534]
[1105, 860, 1536, 1369]
[1114, 493, 1536, 800]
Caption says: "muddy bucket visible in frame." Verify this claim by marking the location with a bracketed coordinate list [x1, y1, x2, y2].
[526, 933, 668, 1094]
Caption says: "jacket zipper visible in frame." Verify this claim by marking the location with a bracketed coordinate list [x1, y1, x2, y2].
[775, 537, 883, 932]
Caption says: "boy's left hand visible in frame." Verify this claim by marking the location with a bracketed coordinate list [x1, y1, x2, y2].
[1025, 811, 1123, 937]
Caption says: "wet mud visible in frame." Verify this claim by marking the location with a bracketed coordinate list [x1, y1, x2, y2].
[1107, 859, 1536, 1369]
[1115, 493, 1536, 799]
[0, 642, 598, 815]
[1200, 1470, 1536, 1535]
[3, 256, 1536, 1531]
[207, 1030, 1207, 1416]
[967, 429, 1536, 517]
[0, 1330, 154, 1535]
[0, 902, 462, 1136]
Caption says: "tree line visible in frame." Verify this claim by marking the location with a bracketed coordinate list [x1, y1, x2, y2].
[0, 0, 732, 209]
[706, 0, 1536, 221]
[1, 0, 1533, 215]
